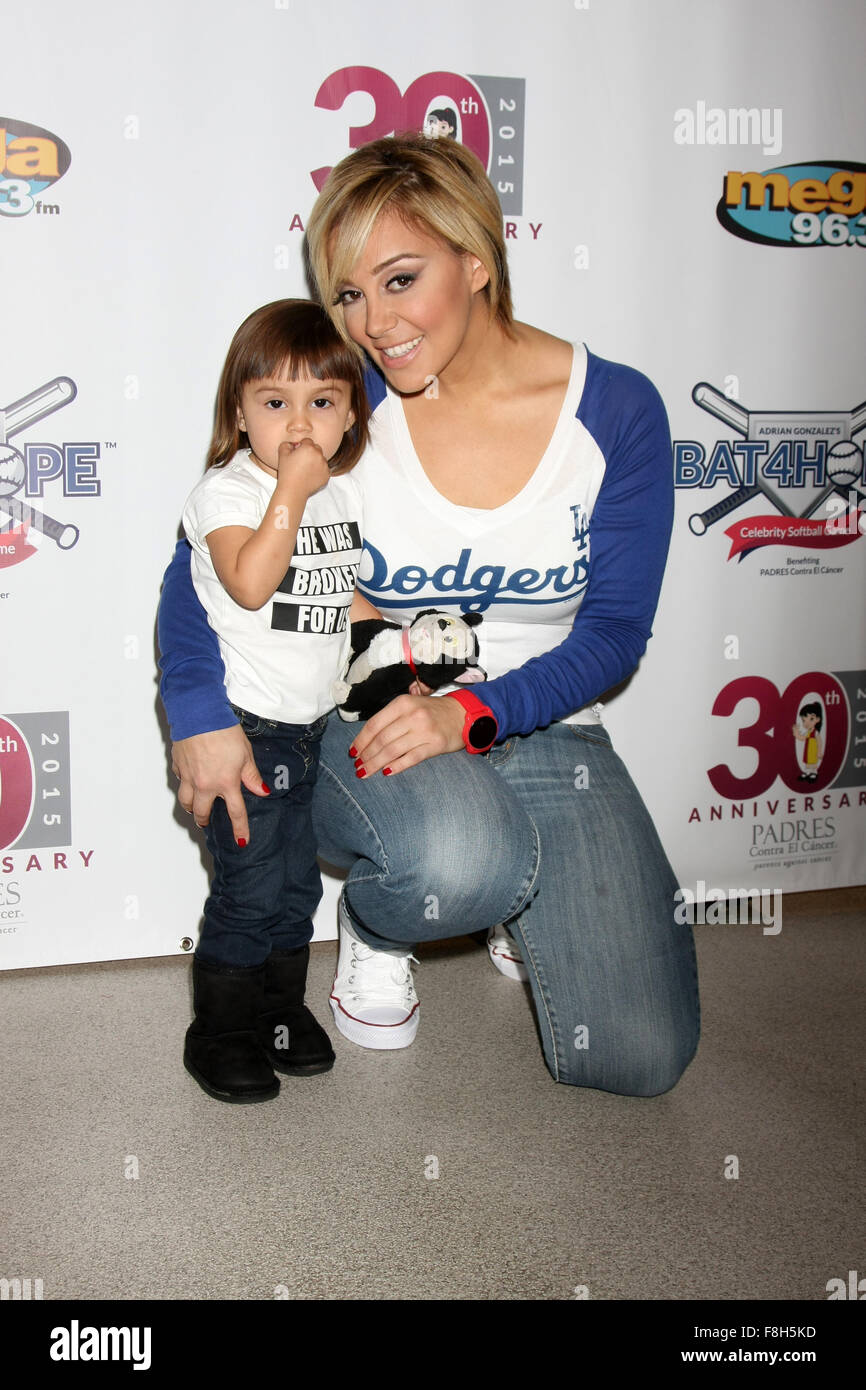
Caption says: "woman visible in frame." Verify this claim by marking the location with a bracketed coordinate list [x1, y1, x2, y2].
[159, 133, 700, 1094]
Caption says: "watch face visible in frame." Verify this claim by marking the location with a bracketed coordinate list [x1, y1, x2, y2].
[468, 714, 497, 751]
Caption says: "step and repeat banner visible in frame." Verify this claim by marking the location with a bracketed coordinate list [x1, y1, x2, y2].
[2, 0, 864, 967]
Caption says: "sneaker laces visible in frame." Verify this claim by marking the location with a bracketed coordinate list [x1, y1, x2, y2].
[344, 939, 419, 1004]
[489, 925, 522, 956]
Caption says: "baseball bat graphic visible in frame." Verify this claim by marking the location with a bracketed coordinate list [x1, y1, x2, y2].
[692, 383, 750, 436]
[0, 378, 80, 548]
[0, 494, 79, 548]
[688, 383, 798, 535]
[0, 378, 77, 444]
[689, 385, 759, 535]
[849, 400, 866, 438]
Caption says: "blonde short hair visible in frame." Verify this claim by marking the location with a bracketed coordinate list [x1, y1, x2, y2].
[306, 134, 513, 348]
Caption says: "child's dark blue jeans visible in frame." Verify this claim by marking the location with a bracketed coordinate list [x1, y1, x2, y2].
[197, 705, 328, 968]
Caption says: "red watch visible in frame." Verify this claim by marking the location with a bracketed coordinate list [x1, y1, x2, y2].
[444, 690, 499, 754]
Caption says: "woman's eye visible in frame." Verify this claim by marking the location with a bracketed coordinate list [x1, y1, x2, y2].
[387, 273, 415, 291]
[336, 289, 361, 306]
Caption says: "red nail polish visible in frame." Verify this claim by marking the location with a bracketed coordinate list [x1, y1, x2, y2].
[383, 767, 392, 776]
[261, 783, 270, 794]
[237, 838, 247, 847]
[355, 766, 366, 778]
[348, 745, 358, 758]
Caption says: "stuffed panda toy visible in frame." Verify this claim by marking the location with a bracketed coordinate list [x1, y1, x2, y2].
[332, 610, 485, 722]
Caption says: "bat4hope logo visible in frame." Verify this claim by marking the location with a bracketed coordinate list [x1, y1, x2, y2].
[0, 377, 102, 566]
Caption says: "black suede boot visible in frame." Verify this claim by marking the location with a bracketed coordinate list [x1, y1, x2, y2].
[258, 945, 336, 1076]
[184, 957, 280, 1103]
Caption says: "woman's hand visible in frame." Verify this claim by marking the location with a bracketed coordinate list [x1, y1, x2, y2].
[171, 725, 267, 843]
[350, 693, 466, 777]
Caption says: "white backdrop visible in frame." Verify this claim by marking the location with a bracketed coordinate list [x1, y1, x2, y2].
[1, 0, 864, 968]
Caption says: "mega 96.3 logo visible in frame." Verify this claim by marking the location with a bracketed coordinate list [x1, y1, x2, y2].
[0, 713, 71, 850]
[708, 670, 865, 798]
[311, 68, 526, 215]
[0, 116, 71, 218]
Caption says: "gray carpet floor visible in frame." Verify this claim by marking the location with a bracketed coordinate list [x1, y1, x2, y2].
[1, 887, 863, 1302]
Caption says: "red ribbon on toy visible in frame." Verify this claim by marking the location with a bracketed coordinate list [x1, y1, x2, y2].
[401, 626, 419, 681]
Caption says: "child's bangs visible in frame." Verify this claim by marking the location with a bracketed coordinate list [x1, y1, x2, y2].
[242, 312, 358, 388]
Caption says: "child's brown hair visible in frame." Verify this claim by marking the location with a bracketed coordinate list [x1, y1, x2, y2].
[207, 299, 370, 475]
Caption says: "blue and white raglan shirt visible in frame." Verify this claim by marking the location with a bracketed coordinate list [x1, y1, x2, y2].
[158, 346, 673, 742]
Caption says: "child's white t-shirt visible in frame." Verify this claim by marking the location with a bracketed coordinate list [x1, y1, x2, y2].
[183, 452, 363, 724]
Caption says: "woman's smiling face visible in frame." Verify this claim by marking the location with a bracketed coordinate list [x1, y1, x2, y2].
[334, 210, 490, 393]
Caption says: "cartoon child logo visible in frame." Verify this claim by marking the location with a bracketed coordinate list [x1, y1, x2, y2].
[423, 106, 459, 140]
[792, 701, 824, 782]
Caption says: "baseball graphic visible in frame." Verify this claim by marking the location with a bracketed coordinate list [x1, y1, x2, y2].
[0, 378, 81, 549]
[0, 442, 26, 494]
[826, 440, 863, 489]
[690, 385, 866, 531]
[687, 384, 787, 535]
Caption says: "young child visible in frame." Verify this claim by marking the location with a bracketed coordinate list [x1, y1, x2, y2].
[792, 701, 825, 782]
[178, 299, 379, 1103]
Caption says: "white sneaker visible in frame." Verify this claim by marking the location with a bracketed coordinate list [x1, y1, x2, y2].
[329, 900, 420, 1050]
[487, 924, 529, 982]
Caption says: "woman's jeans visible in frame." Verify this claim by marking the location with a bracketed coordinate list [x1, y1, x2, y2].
[198, 707, 328, 968]
[313, 712, 700, 1096]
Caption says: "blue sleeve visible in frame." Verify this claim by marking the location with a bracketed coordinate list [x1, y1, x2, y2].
[481, 352, 674, 737]
[156, 539, 236, 741]
[363, 361, 387, 410]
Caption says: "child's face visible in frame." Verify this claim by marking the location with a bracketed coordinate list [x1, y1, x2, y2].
[237, 369, 355, 474]
[801, 712, 820, 732]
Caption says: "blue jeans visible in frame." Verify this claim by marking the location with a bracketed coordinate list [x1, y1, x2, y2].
[198, 707, 328, 968]
[313, 713, 700, 1096]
